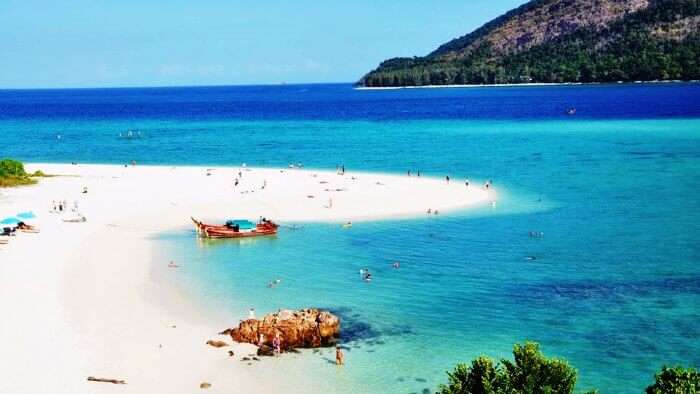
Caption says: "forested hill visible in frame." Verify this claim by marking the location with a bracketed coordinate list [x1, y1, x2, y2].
[359, 0, 700, 87]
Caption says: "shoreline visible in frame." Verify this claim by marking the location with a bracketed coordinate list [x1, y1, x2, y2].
[354, 79, 700, 90]
[0, 162, 496, 393]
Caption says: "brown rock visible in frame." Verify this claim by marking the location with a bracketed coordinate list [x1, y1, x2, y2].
[200, 382, 211, 389]
[257, 344, 275, 357]
[206, 340, 228, 348]
[225, 308, 340, 351]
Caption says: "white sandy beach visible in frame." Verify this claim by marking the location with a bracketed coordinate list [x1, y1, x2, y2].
[0, 163, 495, 394]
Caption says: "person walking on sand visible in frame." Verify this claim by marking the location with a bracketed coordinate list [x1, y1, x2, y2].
[258, 333, 266, 347]
[336, 346, 345, 365]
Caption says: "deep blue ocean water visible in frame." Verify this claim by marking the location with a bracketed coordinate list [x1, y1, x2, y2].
[2, 83, 699, 393]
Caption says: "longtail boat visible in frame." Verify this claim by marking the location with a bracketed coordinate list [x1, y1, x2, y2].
[191, 217, 278, 239]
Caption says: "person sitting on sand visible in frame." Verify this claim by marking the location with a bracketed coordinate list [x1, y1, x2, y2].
[167, 261, 179, 268]
[17, 222, 37, 231]
[336, 346, 345, 365]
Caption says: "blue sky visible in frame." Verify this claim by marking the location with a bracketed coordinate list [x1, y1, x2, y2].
[0, 1, 526, 88]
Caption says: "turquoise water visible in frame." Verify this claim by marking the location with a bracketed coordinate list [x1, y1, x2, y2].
[149, 118, 700, 393]
[3, 84, 700, 392]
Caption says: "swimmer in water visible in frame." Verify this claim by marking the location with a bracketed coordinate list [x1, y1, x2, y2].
[392, 261, 400, 269]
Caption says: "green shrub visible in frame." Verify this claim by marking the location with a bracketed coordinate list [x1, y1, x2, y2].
[0, 159, 40, 187]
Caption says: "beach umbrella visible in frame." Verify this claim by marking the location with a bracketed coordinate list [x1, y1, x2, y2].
[16, 211, 36, 219]
[0, 217, 21, 225]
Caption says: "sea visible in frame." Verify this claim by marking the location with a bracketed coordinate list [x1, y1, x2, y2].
[1, 83, 699, 393]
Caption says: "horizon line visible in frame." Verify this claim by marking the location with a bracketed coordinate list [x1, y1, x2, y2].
[0, 81, 359, 92]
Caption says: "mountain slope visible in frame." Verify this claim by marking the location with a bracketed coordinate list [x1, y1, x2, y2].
[359, 0, 700, 87]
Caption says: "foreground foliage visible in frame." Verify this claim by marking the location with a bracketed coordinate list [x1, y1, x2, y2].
[438, 342, 699, 394]
[437, 342, 579, 394]
[646, 366, 700, 394]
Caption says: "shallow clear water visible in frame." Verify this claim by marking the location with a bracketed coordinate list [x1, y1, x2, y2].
[2, 83, 699, 393]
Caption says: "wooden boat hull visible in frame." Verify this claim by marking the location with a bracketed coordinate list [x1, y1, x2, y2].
[191, 217, 278, 239]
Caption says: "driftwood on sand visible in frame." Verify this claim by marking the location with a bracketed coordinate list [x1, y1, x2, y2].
[87, 376, 126, 384]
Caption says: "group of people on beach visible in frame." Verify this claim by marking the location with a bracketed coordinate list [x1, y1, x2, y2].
[256, 332, 283, 355]
[409, 170, 494, 191]
[51, 199, 79, 213]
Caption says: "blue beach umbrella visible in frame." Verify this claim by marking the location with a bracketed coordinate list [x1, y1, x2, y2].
[0, 217, 21, 225]
[16, 211, 36, 219]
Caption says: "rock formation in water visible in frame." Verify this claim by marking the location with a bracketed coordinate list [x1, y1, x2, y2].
[223, 308, 340, 352]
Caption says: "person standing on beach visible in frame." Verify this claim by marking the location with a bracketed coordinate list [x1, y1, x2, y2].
[465, 179, 469, 188]
[248, 308, 255, 320]
[273, 333, 281, 355]
[446, 176, 450, 183]
[336, 346, 344, 365]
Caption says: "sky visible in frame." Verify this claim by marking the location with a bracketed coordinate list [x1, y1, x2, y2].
[0, 0, 527, 89]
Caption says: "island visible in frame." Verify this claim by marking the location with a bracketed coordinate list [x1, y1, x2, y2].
[359, 0, 700, 87]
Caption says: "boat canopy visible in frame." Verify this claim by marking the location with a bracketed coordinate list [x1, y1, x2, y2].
[226, 219, 255, 229]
